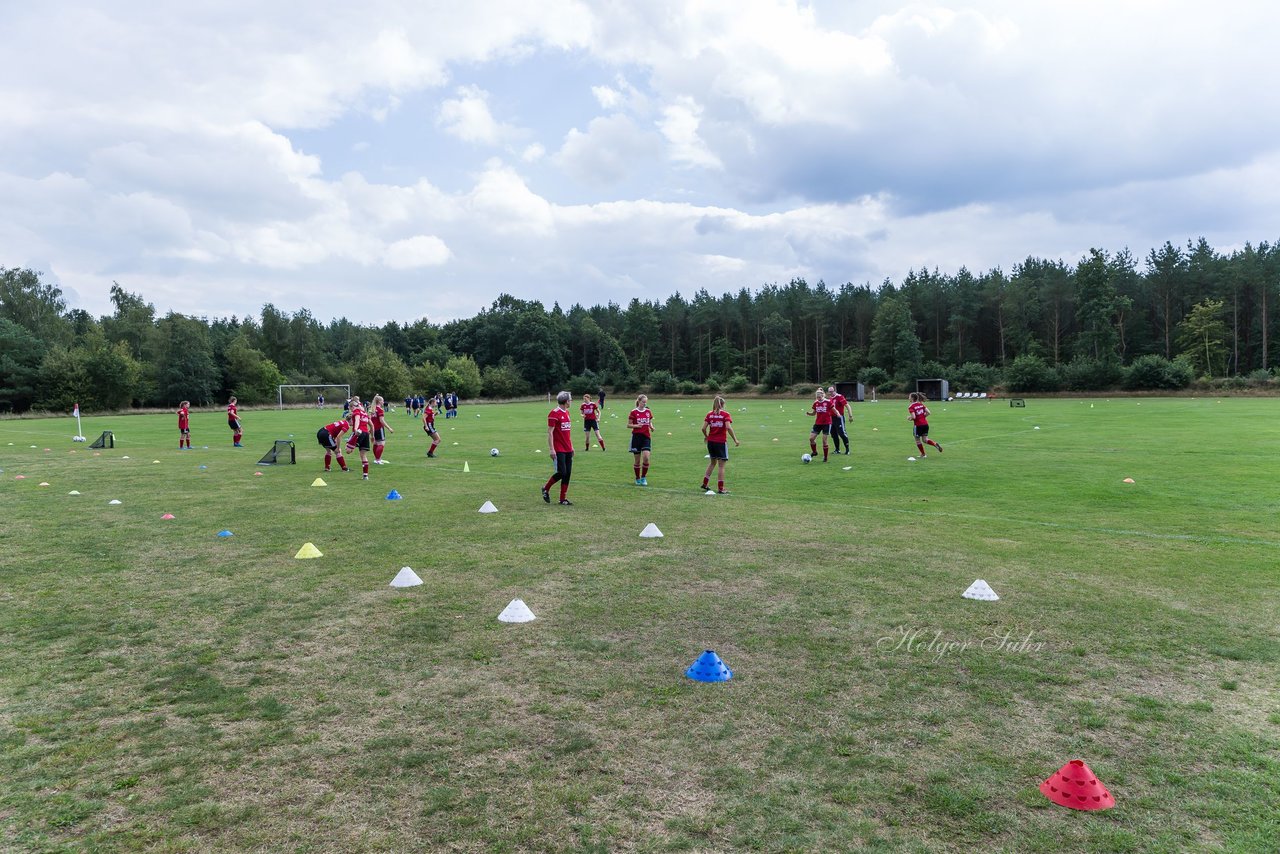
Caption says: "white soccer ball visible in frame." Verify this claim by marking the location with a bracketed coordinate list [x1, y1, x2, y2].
[72, 436, 85, 442]
[490, 448, 500, 457]
[801, 453, 812, 463]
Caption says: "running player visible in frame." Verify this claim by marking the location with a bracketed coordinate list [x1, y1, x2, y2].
[807, 388, 833, 462]
[316, 418, 351, 472]
[345, 397, 373, 479]
[827, 385, 851, 455]
[701, 396, 740, 494]
[908, 392, 944, 457]
[628, 394, 654, 485]
[371, 395, 394, 464]
[177, 400, 191, 449]
[580, 393, 606, 451]
[227, 396, 243, 447]
[421, 398, 441, 458]
[542, 390, 575, 506]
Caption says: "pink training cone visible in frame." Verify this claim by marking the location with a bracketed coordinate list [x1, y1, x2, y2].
[1040, 759, 1115, 811]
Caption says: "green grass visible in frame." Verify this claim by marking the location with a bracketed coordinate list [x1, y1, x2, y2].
[1, 396, 1278, 852]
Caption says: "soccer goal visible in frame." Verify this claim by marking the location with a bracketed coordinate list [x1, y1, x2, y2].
[90, 430, 114, 449]
[277, 384, 350, 410]
[257, 440, 296, 465]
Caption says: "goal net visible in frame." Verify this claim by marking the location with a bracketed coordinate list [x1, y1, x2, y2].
[257, 440, 296, 465]
[277, 384, 350, 410]
[90, 430, 114, 449]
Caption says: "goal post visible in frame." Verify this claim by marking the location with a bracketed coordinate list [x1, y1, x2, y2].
[278, 384, 350, 410]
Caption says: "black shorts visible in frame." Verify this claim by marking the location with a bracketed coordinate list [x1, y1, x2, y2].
[811, 422, 830, 435]
[373, 427, 386, 443]
[423, 423, 438, 437]
[706, 441, 728, 461]
[630, 434, 651, 454]
[553, 450, 574, 481]
[179, 428, 190, 436]
[317, 428, 338, 451]
[228, 418, 241, 431]
[583, 419, 598, 432]
[914, 424, 929, 438]
[347, 431, 370, 451]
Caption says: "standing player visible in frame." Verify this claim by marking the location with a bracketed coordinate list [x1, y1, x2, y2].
[421, 397, 441, 458]
[827, 385, 851, 455]
[580, 393, 606, 451]
[701, 396, 740, 494]
[345, 397, 373, 479]
[807, 388, 833, 462]
[597, 388, 606, 410]
[371, 394, 394, 464]
[542, 390, 575, 506]
[227, 396, 243, 447]
[908, 392, 944, 457]
[316, 417, 351, 472]
[628, 394, 654, 485]
[177, 400, 191, 449]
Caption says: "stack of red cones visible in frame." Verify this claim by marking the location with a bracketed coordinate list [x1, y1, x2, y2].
[1040, 759, 1115, 811]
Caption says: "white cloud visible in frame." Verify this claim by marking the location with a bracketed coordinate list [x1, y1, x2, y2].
[383, 235, 452, 269]
[437, 85, 522, 146]
[556, 115, 663, 185]
[659, 97, 722, 170]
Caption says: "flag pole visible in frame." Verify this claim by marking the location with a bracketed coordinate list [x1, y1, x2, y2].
[73, 402, 85, 441]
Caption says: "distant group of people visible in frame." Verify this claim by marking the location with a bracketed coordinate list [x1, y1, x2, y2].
[404, 392, 458, 419]
[317, 394, 394, 479]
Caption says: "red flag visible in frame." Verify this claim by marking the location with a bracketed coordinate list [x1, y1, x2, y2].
[73, 403, 80, 417]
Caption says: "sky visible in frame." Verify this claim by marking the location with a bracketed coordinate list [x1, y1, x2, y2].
[3, 1, 1279, 326]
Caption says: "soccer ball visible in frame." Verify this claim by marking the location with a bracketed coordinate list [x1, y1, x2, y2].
[72, 436, 86, 442]
[489, 448, 500, 457]
[801, 453, 812, 463]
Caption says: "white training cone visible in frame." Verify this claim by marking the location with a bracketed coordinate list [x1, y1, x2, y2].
[962, 579, 1000, 601]
[108, 499, 122, 505]
[907, 456, 916, 462]
[705, 490, 716, 495]
[639, 523, 663, 538]
[498, 598, 536, 623]
[478, 501, 498, 513]
[68, 490, 81, 495]
[389, 567, 423, 588]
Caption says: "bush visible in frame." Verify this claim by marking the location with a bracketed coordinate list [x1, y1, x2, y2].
[704, 373, 724, 392]
[567, 371, 600, 396]
[1004, 354, 1061, 392]
[1123, 355, 1193, 390]
[1245, 369, 1274, 387]
[725, 374, 751, 393]
[761, 364, 789, 391]
[858, 366, 890, 390]
[646, 370, 678, 394]
[951, 361, 998, 392]
[1062, 357, 1124, 391]
[677, 380, 702, 395]
[481, 360, 530, 398]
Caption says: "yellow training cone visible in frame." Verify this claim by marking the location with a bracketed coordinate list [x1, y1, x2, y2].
[1122, 478, 1135, 484]
[463, 461, 470, 473]
[294, 542, 323, 559]
[312, 477, 327, 487]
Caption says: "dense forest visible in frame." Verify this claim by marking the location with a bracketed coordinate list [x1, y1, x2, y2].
[1, 237, 1277, 413]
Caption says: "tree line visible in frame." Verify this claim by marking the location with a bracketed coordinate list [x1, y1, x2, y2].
[1, 236, 1276, 413]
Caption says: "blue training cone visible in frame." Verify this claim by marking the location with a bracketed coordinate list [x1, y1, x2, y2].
[217, 530, 233, 538]
[685, 649, 733, 682]
[386, 489, 402, 500]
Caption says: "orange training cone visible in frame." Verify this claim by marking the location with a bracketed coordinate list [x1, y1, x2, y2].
[1040, 759, 1115, 811]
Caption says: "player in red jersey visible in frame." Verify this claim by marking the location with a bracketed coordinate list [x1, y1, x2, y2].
[227, 396, 243, 446]
[421, 400, 441, 457]
[908, 392, 944, 457]
[345, 397, 373, 479]
[580, 393, 606, 451]
[807, 388, 833, 462]
[316, 418, 351, 472]
[627, 394, 654, 485]
[542, 390, 575, 505]
[370, 395, 395, 464]
[827, 385, 851, 455]
[177, 400, 191, 449]
[700, 396, 740, 494]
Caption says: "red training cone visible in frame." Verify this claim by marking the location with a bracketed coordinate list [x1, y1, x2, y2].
[1040, 759, 1115, 811]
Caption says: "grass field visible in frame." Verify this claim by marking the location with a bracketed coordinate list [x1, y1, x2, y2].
[2, 396, 1278, 853]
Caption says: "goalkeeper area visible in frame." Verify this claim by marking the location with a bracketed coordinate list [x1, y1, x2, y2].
[277, 384, 349, 410]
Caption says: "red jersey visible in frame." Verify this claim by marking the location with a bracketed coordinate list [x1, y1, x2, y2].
[177, 407, 189, 430]
[226, 402, 238, 421]
[422, 405, 435, 427]
[580, 402, 599, 421]
[371, 406, 386, 430]
[629, 408, 653, 437]
[909, 401, 929, 426]
[548, 407, 573, 453]
[810, 398, 832, 425]
[830, 394, 847, 415]
[351, 409, 373, 433]
[323, 420, 350, 439]
[704, 409, 732, 442]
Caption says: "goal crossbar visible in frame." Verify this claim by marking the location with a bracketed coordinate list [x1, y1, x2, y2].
[278, 384, 350, 410]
